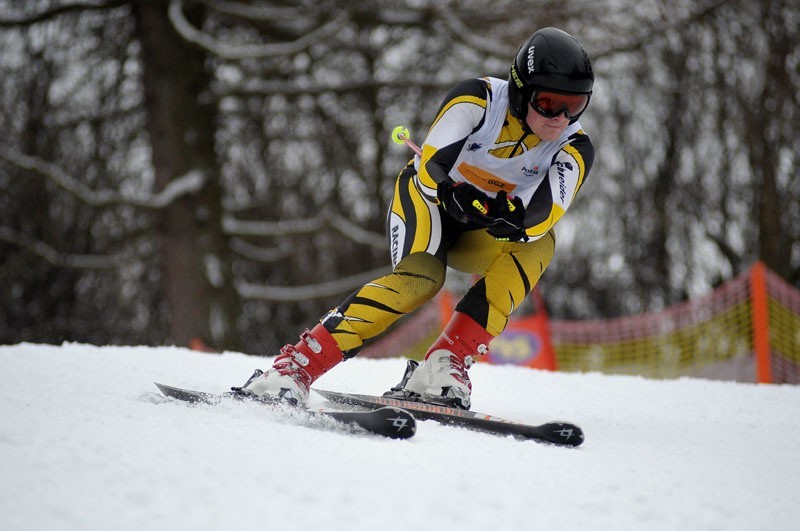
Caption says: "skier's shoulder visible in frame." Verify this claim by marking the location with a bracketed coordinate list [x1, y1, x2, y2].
[437, 77, 493, 111]
[559, 124, 595, 177]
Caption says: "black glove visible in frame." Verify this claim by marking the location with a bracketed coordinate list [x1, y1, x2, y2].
[436, 180, 496, 227]
[487, 191, 529, 242]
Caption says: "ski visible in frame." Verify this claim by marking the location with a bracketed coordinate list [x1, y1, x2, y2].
[154, 383, 416, 440]
[315, 389, 583, 447]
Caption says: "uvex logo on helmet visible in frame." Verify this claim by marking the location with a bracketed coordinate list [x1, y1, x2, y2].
[526, 45, 535, 74]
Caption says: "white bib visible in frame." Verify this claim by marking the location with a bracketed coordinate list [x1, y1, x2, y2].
[448, 77, 582, 205]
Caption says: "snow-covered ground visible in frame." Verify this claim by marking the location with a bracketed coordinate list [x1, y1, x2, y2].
[1, 342, 798, 531]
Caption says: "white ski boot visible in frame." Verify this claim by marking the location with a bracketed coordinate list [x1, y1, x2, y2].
[386, 312, 492, 410]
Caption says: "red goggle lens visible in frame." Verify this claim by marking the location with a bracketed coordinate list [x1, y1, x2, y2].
[530, 91, 590, 120]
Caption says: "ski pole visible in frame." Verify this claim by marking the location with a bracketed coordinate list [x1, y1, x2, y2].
[390, 125, 422, 156]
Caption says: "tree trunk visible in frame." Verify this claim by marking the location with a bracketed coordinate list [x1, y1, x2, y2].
[754, 0, 793, 280]
[133, 1, 241, 350]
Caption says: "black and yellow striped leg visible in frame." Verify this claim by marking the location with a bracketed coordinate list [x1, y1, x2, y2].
[448, 229, 556, 336]
[322, 252, 445, 357]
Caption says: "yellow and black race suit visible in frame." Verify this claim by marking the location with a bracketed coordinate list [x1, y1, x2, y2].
[322, 77, 595, 356]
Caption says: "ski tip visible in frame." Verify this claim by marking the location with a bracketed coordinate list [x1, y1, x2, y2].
[372, 406, 417, 439]
[153, 382, 218, 404]
[154, 381, 183, 399]
[154, 382, 184, 396]
[541, 422, 584, 447]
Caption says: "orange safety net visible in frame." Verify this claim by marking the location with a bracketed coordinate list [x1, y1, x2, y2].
[550, 262, 799, 383]
[763, 265, 800, 383]
[359, 262, 799, 384]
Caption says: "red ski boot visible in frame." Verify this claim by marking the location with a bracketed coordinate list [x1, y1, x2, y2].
[235, 323, 343, 406]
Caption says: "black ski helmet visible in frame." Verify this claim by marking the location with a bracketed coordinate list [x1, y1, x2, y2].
[508, 27, 594, 123]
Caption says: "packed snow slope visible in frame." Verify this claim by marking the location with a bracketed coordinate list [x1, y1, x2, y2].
[1, 343, 799, 531]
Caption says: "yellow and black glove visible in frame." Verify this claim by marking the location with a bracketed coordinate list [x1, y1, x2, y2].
[487, 191, 528, 242]
[436, 180, 497, 227]
[438, 181, 528, 242]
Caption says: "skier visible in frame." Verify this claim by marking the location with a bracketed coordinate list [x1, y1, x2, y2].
[235, 27, 595, 410]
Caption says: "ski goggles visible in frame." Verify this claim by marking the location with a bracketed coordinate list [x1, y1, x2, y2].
[530, 90, 590, 120]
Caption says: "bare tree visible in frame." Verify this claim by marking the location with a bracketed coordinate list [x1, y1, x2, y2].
[0, 0, 797, 353]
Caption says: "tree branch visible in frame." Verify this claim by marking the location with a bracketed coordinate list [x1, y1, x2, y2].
[327, 214, 388, 250]
[0, 147, 206, 208]
[705, 228, 741, 272]
[213, 76, 462, 102]
[0, 226, 129, 269]
[433, 7, 511, 59]
[228, 238, 292, 262]
[199, 0, 303, 21]
[0, 0, 130, 27]
[237, 265, 392, 301]
[223, 208, 387, 249]
[592, 0, 736, 60]
[168, 0, 350, 59]
[221, 212, 327, 237]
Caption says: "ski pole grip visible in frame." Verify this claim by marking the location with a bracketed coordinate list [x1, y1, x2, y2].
[390, 125, 422, 156]
[391, 126, 410, 144]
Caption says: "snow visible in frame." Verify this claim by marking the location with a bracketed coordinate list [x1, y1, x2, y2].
[1, 343, 799, 531]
